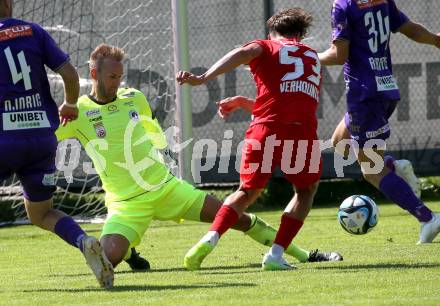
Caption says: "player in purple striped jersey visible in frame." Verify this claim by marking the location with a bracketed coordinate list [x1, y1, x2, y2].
[0, 0, 113, 288]
[319, 0, 440, 243]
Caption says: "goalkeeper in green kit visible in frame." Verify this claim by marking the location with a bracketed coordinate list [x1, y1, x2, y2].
[56, 44, 342, 278]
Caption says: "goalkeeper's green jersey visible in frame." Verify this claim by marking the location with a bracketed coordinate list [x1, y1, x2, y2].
[56, 88, 172, 204]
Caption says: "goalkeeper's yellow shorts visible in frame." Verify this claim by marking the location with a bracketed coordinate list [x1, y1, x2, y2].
[101, 177, 206, 247]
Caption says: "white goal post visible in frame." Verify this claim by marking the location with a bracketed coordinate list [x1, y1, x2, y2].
[171, 0, 194, 183]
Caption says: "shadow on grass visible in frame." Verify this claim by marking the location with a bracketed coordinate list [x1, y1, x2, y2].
[141, 263, 261, 273]
[23, 282, 256, 293]
[47, 263, 262, 278]
[314, 262, 440, 270]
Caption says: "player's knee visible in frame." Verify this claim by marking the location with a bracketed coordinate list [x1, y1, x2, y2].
[331, 134, 340, 148]
[241, 187, 262, 202]
[27, 214, 44, 227]
[362, 172, 383, 188]
[305, 181, 319, 194]
[27, 210, 49, 228]
[24, 198, 54, 229]
[295, 181, 319, 199]
[101, 235, 129, 267]
[104, 247, 125, 267]
[310, 181, 319, 191]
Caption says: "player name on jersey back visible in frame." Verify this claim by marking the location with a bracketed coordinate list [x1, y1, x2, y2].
[280, 80, 319, 101]
[2, 93, 50, 130]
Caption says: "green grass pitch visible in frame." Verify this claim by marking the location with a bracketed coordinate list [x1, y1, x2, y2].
[0, 201, 439, 305]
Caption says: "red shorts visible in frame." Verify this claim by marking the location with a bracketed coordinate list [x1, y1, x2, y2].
[240, 123, 322, 190]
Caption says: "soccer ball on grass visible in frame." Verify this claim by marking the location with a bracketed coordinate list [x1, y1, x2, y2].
[337, 195, 379, 235]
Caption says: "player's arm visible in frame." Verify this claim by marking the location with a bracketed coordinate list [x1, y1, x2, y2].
[57, 62, 79, 106]
[217, 96, 254, 119]
[137, 93, 168, 150]
[318, 39, 349, 66]
[142, 116, 167, 150]
[398, 21, 440, 49]
[176, 43, 263, 86]
[38, 24, 80, 125]
[320, 1, 350, 66]
[57, 62, 80, 125]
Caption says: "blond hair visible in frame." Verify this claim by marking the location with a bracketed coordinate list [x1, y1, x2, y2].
[89, 43, 125, 70]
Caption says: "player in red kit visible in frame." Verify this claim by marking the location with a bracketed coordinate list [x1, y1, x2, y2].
[176, 8, 332, 270]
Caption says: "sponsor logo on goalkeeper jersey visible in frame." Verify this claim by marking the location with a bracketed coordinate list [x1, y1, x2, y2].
[129, 110, 139, 121]
[89, 116, 103, 123]
[86, 109, 101, 117]
[0, 25, 33, 42]
[93, 122, 106, 138]
[107, 104, 119, 114]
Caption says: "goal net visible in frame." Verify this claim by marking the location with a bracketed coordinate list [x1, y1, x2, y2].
[3, 0, 440, 224]
[1, 0, 178, 224]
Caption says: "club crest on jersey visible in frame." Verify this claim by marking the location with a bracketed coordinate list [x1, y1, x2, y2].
[129, 110, 140, 121]
[93, 122, 106, 138]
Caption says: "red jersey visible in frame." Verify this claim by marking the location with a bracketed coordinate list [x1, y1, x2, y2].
[247, 39, 321, 129]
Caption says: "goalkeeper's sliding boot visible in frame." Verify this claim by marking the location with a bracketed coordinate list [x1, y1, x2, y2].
[307, 249, 343, 262]
[184, 241, 215, 271]
[125, 248, 150, 271]
[262, 253, 296, 271]
[82, 236, 114, 288]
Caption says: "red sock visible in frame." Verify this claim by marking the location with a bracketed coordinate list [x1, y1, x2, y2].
[273, 214, 304, 249]
[209, 205, 239, 236]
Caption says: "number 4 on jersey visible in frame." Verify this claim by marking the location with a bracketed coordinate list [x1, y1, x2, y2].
[4, 46, 32, 90]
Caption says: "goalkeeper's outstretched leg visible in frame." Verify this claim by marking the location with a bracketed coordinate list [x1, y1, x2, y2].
[183, 194, 342, 271]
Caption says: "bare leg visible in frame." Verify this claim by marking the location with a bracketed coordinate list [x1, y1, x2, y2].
[332, 116, 352, 158]
[25, 198, 113, 288]
[284, 182, 319, 221]
[199, 194, 254, 232]
[262, 182, 319, 270]
[24, 198, 65, 231]
[101, 234, 130, 268]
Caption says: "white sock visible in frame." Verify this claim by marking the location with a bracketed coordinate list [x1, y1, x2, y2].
[269, 243, 284, 258]
[201, 231, 220, 246]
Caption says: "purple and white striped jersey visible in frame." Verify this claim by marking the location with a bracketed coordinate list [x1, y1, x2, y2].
[331, 0, 409, 104]
[0, 17, 69, 138]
